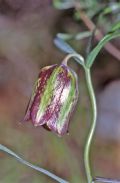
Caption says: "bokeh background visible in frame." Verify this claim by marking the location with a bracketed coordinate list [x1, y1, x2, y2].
[0, 0, 120, 183]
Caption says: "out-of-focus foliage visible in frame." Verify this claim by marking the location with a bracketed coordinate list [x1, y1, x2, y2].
[57, 31, 92, 41]
[53, 0, 77, 9]
[53, 0, 120, 37]
[53, 0, 120, 16]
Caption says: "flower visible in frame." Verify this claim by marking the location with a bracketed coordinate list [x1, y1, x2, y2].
[23, 62, 78, 136]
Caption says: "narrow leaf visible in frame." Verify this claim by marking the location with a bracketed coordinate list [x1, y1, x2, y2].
[53, 0, 75, 10]
[0, 144, 69, 183]
[54, 37, 77, 54]
[86, 31, 120, 68]
[110, 21, 120, 33]
[75, 31, 92, 40]
[57, 32, 91, 41]
[94, 176, 120, 183]
[57, 33, 73, 40]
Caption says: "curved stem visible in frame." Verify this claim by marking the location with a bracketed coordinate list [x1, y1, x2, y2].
[84, 68, 97, 183]
[63, 53, 97, 183]
[62, 53, 84, 66]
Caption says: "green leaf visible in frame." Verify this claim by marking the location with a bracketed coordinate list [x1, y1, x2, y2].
[0, 144, 69, 183]
[75, 31, 92, 40]
[57, 33, 73, 40]
[86, 31, 120, 68]
[102, 3, 120, 15]
[110, 21, 120, 32]
[98, 3, 120, 27]
[57, 31, 91, 41]
[53, 0, 75, 10]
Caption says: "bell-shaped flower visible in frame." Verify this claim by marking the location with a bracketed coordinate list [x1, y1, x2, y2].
[23, 62, 78, 136]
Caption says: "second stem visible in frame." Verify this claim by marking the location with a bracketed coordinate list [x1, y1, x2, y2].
[84, 67, 97, 183]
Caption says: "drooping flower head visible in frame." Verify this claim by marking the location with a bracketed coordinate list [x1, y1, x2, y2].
[23, 61, 78, 136]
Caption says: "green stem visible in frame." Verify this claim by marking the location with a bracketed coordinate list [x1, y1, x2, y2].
[84, 68, 97, 183]
[61, 53, 97, 183]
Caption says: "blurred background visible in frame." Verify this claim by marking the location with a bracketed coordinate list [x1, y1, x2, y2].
[0, 0, 120, 182]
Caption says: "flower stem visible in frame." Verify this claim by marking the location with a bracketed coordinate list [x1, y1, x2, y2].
[84, 67, 97, 183]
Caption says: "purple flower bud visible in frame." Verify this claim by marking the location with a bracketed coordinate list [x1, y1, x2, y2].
[23, 62, 78, 136]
